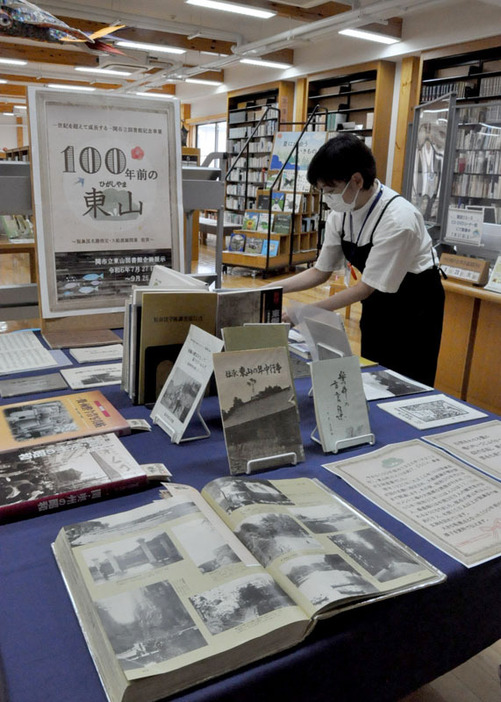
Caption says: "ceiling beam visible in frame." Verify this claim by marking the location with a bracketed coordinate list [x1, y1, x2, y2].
[0, 40, 99, 67]
[241, 1, 352, 21]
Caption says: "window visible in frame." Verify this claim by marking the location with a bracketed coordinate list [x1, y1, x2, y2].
[196, 121, 227, 166]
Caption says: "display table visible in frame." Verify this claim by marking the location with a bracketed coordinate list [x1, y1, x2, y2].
[1, 346, 501, 702]
[435, 279, 501, 415]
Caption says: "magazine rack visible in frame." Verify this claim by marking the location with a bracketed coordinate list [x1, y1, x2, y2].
[245, 451, 299, 474]
[153, 403, 211, 444]
[310, 426, 375, 454]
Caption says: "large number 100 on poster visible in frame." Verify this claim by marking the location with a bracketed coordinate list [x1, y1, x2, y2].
[28, 88, 184, 318]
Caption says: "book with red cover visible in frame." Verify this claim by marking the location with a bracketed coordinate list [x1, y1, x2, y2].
[0, 432, 149, 523]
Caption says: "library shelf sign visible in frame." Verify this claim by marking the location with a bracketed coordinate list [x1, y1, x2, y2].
[27, 87, 184, 319]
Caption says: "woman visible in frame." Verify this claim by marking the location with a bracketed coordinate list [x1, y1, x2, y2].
[276, 133, 445, 386]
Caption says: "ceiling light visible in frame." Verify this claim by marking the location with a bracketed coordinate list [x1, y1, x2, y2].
[0, 79, 7, 84]
[47, 84, 96, 92]
[2, 112, 14, 116]
[13, 105, 26, 109]
[115, 40, 185, 54]
[338, 28, 400, 44]
[0, 58, 28, 66]
[134, 92, 174, 99]
[185, 78, 223, 85]
[75, 66, 133, 76]
[200, 50, 229, 57]
[186, 0, 276, 19]
[240, 58, 292, 69]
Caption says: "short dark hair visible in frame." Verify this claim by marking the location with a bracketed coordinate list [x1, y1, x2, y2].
[307, 133, 377, 189]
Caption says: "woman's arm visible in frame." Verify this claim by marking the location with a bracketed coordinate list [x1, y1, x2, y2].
[269, 266, 332, 294]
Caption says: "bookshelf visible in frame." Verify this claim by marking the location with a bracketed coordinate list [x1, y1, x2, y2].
[420, 44, 501, 104]
[225, 82, 294, 228]
[303, 60, 395, 180]
[450, 102, 501, 224]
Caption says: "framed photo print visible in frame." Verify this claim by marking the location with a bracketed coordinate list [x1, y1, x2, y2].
[28, 87, 184, 319]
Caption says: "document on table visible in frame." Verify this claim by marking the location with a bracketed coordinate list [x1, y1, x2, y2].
[0, 330, 60, 375]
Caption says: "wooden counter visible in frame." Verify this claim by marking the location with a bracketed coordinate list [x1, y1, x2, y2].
[435, 279, 501, 414]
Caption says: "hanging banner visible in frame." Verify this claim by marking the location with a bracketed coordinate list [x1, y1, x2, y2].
[28, 88, 184, 319]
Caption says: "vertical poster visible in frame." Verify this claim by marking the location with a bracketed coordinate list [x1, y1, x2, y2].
[28, 88, 184, 319]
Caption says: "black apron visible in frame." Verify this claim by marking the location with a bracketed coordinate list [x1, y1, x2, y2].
[340, 196, 445, 386]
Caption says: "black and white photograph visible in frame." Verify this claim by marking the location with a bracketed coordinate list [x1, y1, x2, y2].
[159, 367, 201, 423]
[0, 433, 142, 507]
[84, 528, 183, 583]
[235, 513, 322, 567]
[3, 399, 77, 442]
[329, 528, 424, 582]
[289, 503, 366, 535]
[203, 477, 293, 515]
[171, 517, 240, 573]
[95, 580, 207, 671]
[189, 573, 294, 635]
[362, 369, 432, 401]
[378, 394, 487, 429]
[64, 500, 201, 547]
[280, 553, 376, 607]
[60, 363, 123, 390]
[213, 347, 304, 474]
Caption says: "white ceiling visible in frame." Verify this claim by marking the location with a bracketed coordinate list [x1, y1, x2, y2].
[1, 0, 501, 114]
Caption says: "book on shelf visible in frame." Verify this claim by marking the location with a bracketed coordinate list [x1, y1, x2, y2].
[241, 211, 260, 232]
[0, 390, 131, 454]
[228, 232, 246, 252]
[213, 346, 304, 474]
[52, 476, 445, 702]
[272, 213, 292, 235]
[260, 238, 279, 257]
[0, 432, 168, 523]
[310, 356, 372, 454]
[244, 236, 263, 254]
[256, 193, 270, 210]
[150, 325, 224, 444]
[256, 211, 270, 233]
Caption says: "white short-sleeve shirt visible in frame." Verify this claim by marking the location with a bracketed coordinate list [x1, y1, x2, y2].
[315, 182, 435, 293]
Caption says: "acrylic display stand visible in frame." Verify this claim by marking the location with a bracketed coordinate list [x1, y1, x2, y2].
[310, 426, 375, 454]
[245, 451, 299, 474]
[153, 403, 211, 444]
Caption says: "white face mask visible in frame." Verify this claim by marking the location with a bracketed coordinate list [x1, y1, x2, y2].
[323, 181, 359, 213]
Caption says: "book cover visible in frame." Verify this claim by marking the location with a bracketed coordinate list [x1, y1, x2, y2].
[213, 347, 304, 474]
[284, 193, 303, 213]
[244, 236, 263, 254]
[270, 191, 286, 211]
[137, 291, 218, 406]
[256, 212, 270, 233]
[0, 390, 131, 453]
[0, 433, 148, 522]
[256, 193, 270, 210]
[151, 325, 224, 444]
[310, 356, 373, 453]
[242, 211, 260, 232]
[272, 213, 292, 235]
[148, 265, 208, 290]
[52, 477, 444, 702]
[215, 287, 282, 334]
[228, 232, 246, 252]
[260, 239, 280, 257]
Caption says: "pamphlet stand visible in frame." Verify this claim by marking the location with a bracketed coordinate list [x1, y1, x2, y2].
[310, 426, 375, 454]
[316, 341, 345, 360]
[245, 452, 298, 475]
[153, 404, 210, 444]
